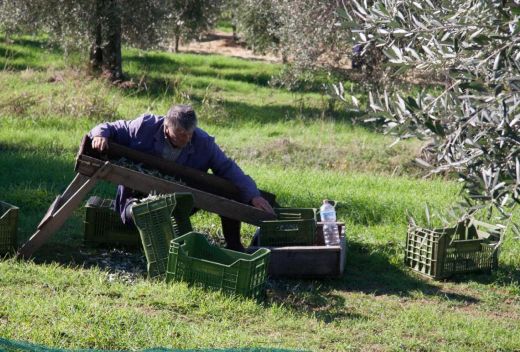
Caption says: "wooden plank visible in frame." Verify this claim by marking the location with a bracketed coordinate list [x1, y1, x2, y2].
[61, 173, 91, 199]
[17, 163, 111, 259]
[249, 235, 346, 278]
[99, 161, 276, 225]
[37, 195, 62, 230]
[75, 155, 276, 225]
[76, 155, 105, 176]
[108, 142, 242, 200]
[37, 174, 91, 229]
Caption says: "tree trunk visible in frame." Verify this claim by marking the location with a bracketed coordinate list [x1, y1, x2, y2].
[88, 0, 123, 80]
[175, 35, 180, 53]
[103, 0, 123, 80]
[173, 24, 181, 53]
[232, 24, 237, 42]
[89, 1, 103, 73]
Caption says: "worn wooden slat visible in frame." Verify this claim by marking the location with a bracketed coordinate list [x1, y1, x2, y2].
[109, 142, 242, 200]
[76, 155, 105, 177]
[18, 163, 111, 259]
[249, 234, 346, 278]
[61, 173, 91, 199]
[37, 174, 92, 229]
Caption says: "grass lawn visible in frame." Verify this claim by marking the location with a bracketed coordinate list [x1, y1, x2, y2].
[0, 35, 519, 352]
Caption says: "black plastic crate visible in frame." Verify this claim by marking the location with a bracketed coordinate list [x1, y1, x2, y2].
[256, 208, 319, 247]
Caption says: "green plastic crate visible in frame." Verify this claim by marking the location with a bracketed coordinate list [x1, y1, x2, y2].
[405, 220, 499, 279]
[274, 207, 317, 221]
[0, 201, 18, 254]
[84, 196, 140, 247]
[258, 217, 317, 247]
[132, 193, 194, 279]
[166, 232, 270, 298]
[253, 208, 319, 247]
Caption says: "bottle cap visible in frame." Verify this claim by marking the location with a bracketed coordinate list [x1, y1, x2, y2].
[323, 199, 330, 204]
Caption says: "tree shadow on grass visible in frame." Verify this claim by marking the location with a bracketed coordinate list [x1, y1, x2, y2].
[266, 281, 367, 324]
[337, 241, 479, 302]
[125, 54, 273, 89]
[125, 53, 182, 75]
[218, 99, 362, 125]
[0, 143, 115, 250]
[1, 36, 53, 50]
[265, 240, 481, 323]
[0, 36, 62, 71]
[450, 264, 520, 287]
[0, 46, 32, 60]
[118, 74, 365, 127]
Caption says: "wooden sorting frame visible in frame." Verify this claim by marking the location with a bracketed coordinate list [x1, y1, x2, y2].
[17, 136, 277, 258]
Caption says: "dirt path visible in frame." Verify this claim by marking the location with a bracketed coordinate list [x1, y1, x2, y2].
[177, 31, 281, 63]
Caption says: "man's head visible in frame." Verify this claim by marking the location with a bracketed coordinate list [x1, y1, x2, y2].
[164, 104, 197, 148]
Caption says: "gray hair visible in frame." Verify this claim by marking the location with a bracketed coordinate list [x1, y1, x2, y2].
[165, 104, 197, 131]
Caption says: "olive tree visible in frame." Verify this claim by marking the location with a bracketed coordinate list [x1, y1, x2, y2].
[164, 0, 222, 53]
[333, 0, 520, 229]
[236, 0, 282, 55]
[235, 0, 349, 66]
[274, 0, 350, 70]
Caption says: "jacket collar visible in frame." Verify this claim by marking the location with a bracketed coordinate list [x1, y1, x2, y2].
[153, 123, 165, 156]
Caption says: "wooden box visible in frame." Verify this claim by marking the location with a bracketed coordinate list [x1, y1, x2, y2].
[249, 222, 346, 278]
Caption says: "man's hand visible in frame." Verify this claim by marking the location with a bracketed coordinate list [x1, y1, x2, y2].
[251, 196, 275, 214]
[92, 136, 109, 152]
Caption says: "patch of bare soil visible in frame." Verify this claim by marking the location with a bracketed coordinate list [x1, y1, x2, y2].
[176, 31, 281, 63]
[175, 31, 444, 87]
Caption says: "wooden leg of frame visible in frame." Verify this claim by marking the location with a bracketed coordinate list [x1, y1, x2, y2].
[17, 163, 111, 259]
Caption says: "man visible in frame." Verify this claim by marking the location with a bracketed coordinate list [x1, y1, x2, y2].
[89, 104, 274, 251]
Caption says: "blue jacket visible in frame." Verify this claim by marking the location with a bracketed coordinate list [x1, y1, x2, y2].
[89, 114, 260, 222]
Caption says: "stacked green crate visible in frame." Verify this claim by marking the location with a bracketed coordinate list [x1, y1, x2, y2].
[132, 193, 193, 279]
[258, 208, 318, 246]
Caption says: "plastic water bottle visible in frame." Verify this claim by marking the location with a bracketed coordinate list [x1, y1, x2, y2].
[320, 200, 340, 246]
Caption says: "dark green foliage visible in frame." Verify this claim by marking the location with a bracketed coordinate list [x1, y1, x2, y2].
[236, 0, 282, 54]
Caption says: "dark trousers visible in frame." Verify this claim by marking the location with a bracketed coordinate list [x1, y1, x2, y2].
[220, 216, 243, 251]
[220, 192, 279, 251]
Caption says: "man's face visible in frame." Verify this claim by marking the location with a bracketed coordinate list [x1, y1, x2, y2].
[165, 124, 193, 148]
